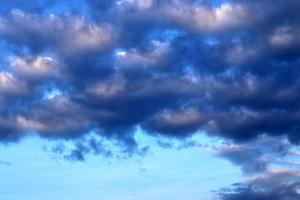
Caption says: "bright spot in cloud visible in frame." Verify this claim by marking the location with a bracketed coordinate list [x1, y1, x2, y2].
[43, 88, 62, 100]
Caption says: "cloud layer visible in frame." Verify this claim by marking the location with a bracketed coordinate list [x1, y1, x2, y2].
[0, 0, 300, 148]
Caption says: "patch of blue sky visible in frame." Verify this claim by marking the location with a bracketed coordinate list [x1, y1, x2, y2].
[113, 48, 127, 58]
[42, 0, 89, 16]
[0, 1, 85, 16]
[0, 129, 242, 200]
[0, 41, 14, 71]
[210, 0, 232, 8]
[147, 29, 184, 43]
[203, 36, 219, 46]
[42, 88, 63, 100]
[223, 68, 236, 78]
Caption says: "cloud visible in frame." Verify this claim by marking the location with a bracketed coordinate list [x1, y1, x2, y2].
[0, 11, 117, 54]
[218, 170, 300, 200]
[0, 0, 299, 154]
[0, 71, 28, 96]
[11, 56, 58, 79]
[213, 136, 291, 174]
[214, 135, 300, 199]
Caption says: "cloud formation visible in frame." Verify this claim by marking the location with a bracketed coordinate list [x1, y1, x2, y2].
[1, 1, 300, 199]
[218, 170, 300, 200]
[0, 0, 299, 150]
[214, 135, 300, 199]
[214, 136, 291, 174]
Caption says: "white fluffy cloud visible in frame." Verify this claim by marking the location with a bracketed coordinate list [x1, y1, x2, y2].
[0, 72, 27, 95]
[11, 56, 57, 79]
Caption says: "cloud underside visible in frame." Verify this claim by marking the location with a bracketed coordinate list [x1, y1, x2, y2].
[0, 0, 299, 146]
[218, 170, 300, 200]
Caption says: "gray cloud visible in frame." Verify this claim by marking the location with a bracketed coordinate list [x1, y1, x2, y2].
[213, 136, 291, 174]
[0, 0, 299, 154]
[218, 170, 300, 200]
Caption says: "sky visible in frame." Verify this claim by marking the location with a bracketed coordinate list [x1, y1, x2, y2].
[0, 0, 300, 199]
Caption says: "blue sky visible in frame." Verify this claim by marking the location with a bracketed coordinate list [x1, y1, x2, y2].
[0, 132, 242, 200]
[0, 0, 300, 199]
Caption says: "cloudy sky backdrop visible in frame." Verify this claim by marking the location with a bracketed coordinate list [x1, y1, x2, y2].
[1, 0, 300, 199]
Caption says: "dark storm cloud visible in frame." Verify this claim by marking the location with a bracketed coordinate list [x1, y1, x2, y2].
[0, 0, 300, 152]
